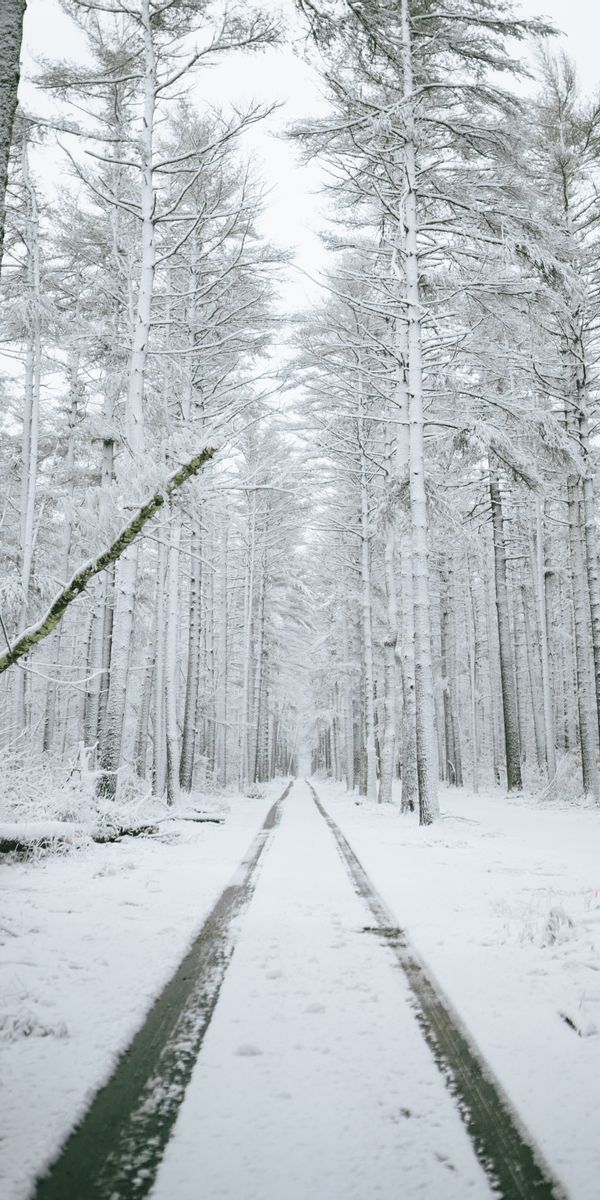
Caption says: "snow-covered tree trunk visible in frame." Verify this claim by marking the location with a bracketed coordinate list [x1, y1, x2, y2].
[521, 582, 546, 769]
[239, 491, 256, 788]
[465, 558, 480, 792]
[180, 522, 201, 792]
[14, 138, 41, 733]
[165, 508, 181, 805]
[98, 0, 156, 796]
[512, 585, 528, 763]
[440, 562, 462, 786]
[535, 499, 556, 780]
[489, 466, 522, 791]
[83, 596, 103, 752]
[390, 313, 418, 813]
[135, 653, 153, 780]
[567, 477, 599, 799]
[341, 604, 355, 791]
[215, 518, 229, 786]
[43, 351, 80, 752]
[152, 537, 168, 798]
[251, 550, 266, 783]
[378, 516, 397, 804]
[359, 433, 378, 802]
[400, 0, 438, 824]
[581, 465, 600, 744]
[0, 0, 26, 269]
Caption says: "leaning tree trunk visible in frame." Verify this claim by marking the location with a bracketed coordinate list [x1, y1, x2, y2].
[488, 465, 522, 792]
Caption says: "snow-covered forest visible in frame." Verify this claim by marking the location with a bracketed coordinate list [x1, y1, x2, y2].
[2, 1, 600, 1198]
[2, 0, 600, 819]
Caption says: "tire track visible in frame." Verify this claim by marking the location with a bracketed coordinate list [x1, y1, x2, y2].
[31, 782, 293, 1200]
[307, 780, 568, 1200]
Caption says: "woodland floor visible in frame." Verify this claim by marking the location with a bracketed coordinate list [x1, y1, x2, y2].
[1, 780, 599, 1199]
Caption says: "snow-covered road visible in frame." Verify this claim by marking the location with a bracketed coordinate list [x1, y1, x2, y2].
[150, 781, 493, 1200]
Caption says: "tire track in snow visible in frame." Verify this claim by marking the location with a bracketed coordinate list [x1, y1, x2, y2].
[30, 782, 293, 1200]
[307, 780, 568, 1200]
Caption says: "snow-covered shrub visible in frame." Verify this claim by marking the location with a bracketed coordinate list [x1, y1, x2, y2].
[541, 906, 575, 946]
[0, 745, 93, 824]
[244, 783, 265, 799]
[535, 753, 590, 807]
[0, 1009, 68, 1042]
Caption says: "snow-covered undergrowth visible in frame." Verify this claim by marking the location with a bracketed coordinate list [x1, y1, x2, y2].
[521, 752, 599, 809]
[318, 780, 600, 1199]
[0, 783, 283, 1200]
[0, 745, 231, 859]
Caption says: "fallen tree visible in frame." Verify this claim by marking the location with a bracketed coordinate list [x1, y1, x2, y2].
[0, 447, 216, 675]
[0, 812, 224, 856]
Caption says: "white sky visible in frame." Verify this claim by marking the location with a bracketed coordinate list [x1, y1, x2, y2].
[18, 0, 600, 314]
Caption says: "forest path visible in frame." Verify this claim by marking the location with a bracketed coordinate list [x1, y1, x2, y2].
[31, 780, 567, 1200]
[148, 781, 493, 1200]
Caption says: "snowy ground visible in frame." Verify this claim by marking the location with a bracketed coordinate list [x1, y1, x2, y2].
[2, 778, 598, 1199]
[318, 779, 600, 1200]
[0, 784, 281, 1200]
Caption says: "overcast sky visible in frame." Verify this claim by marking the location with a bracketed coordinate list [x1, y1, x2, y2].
[21, 0, 600, 311]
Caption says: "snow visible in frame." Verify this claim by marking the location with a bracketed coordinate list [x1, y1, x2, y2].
[3, 778, 598, 1199]
[149, 781, 492, 1200]
[0, 786, 281, 1200]
[317, 780, 600, 1200]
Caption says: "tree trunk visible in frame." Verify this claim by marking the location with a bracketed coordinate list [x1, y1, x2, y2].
[15, 137, 41, 733]
[489, 466, 522, 791]
[0, 0, 26, 271]
[180, 522, 201, 792]
[153, 537, 167, 798]
[359, 437, 378, 802]
[400, 0, 438, 824]
[379, 517, 397, 804]
[567, 478, 600, 799]
[165, 509, 181, 805]
[535, 499, 556, 780]
[521, 582, 546, 770]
